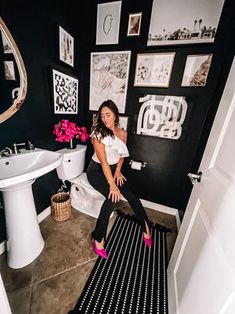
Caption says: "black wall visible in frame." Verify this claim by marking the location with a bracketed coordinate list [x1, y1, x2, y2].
[0, 0, 234, 242]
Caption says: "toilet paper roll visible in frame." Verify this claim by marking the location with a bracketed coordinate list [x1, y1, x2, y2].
[131, 161, 142, 170]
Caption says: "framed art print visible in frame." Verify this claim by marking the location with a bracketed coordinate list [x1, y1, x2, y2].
[59, 26, 74, 67]
[1, 31, 12, 53]
[147, 0, 225, 46]
[119, 116, 129, 130]
[96, 1, 122, 45]
[92, 113, 97, 124]
[181, 54, 213, 87]
[127, 12, 142, 36]
[4, 61, 16, 80]
[89, 51, 131, 113]
[52, 69, 78, 114]
[134, 52, 175, 87]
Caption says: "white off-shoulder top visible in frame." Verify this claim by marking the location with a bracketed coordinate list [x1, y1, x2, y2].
[91, 133, 129, 165]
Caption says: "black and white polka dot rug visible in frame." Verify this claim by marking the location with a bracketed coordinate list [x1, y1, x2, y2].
[70, 212, 169, 314]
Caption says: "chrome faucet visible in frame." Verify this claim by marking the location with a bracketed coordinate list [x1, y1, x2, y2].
[13, 142, 26, 154]
[0, 147, 13, 157]
[26, 140, 35, 150]
[12, 140, 35, 154]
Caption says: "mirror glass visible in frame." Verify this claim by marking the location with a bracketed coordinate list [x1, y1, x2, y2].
[0, 17, 27, 123]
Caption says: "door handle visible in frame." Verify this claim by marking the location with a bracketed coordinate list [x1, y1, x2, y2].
[187, 171, 202, 185]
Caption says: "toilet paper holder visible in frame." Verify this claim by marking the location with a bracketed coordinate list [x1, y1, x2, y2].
[129, 160, 147, 169]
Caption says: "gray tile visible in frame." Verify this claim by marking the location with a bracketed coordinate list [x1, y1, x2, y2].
[30, 260, 96, 314]
[32, 213, 97, 284]
[0, 252, 34, 293]
[8, 286, 31, 314]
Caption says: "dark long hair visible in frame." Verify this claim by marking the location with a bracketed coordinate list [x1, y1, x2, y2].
[91, 99, 119, 140]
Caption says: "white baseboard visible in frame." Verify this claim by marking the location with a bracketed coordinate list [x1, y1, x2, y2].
[37, 206, 51, 223]
[0, 241, 6, 256]
[0, 199, 181, 256]
[121, 196, 181, 231]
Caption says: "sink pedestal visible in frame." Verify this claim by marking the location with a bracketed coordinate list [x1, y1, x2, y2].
[1, 180, 44, 269]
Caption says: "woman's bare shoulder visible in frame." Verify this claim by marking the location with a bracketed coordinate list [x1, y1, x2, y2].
[116, 128, 127, 142]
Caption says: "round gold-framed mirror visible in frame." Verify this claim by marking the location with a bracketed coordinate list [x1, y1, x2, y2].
[0, 17, 27, 123]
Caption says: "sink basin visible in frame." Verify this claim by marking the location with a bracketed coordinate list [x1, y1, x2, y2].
[0, 148, 62, 189]
[0, 148, 63, 269]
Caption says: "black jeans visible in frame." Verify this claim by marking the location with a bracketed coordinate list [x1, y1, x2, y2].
[86, 160, 151, 242]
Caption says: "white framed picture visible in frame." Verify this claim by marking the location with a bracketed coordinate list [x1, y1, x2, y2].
[127, 12, 142, 36]
[4, 61, 15, 80]
[96, 1, 122, 45]
[59, 26, 74, 67]
[134, 52, 175, 87]
[147, 0, 225, 46]
[1, 31, 12, 53]
[181, 54, 213, 87]
[52, 69, 78, 114]
[89, 51, 131, 113]
[119, 116, 129, 130]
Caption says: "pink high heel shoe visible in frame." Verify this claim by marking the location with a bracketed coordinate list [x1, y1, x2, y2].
[93, 240, 108, 259]
[143, 234, 152, 248]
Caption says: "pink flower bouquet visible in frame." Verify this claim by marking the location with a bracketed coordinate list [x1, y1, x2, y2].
[53, 119, 89, 143]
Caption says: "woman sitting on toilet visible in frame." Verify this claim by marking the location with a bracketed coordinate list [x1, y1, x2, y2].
[86, 99, 152, 259]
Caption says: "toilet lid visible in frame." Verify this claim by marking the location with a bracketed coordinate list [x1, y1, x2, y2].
[71, 173, 93, 188]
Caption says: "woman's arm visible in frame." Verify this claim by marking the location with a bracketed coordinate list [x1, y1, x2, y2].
[114, 158, 126, 186]
[114, 130, 127, 186]
[92, 138, 120, 203]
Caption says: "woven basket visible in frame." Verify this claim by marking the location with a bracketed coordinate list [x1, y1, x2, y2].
[51, 192, 71, 221]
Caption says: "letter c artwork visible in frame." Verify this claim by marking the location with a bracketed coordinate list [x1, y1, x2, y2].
[103, 14, 113, 35]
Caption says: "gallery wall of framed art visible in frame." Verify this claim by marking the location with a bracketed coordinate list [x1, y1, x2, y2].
[83, 0, 232, 212]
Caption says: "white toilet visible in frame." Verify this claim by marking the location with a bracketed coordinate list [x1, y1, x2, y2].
[56, 144, 105, 218]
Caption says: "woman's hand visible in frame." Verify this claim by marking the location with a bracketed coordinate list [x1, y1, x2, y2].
[114, 170, 127, 187]
[108, 181, 120, 203]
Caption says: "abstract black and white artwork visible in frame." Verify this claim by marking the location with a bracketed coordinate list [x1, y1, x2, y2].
[136, 94, 188, 140]
[147, 0, 225, 46]
[89, 51, 131, 113]
[52, 69, 78, 114]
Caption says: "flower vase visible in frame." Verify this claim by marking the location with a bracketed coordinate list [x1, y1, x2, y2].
[68, 138, 75, 149]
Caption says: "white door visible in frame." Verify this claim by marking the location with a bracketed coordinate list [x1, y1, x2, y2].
[168, 57, 235, 314]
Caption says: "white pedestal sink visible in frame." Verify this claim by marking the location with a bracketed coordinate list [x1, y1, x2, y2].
[0, 148, 62, 269]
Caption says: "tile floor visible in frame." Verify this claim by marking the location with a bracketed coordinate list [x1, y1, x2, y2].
[0, 201, 178, 314]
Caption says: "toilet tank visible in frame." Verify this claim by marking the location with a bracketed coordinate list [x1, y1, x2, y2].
[56, 144, 87, 180]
